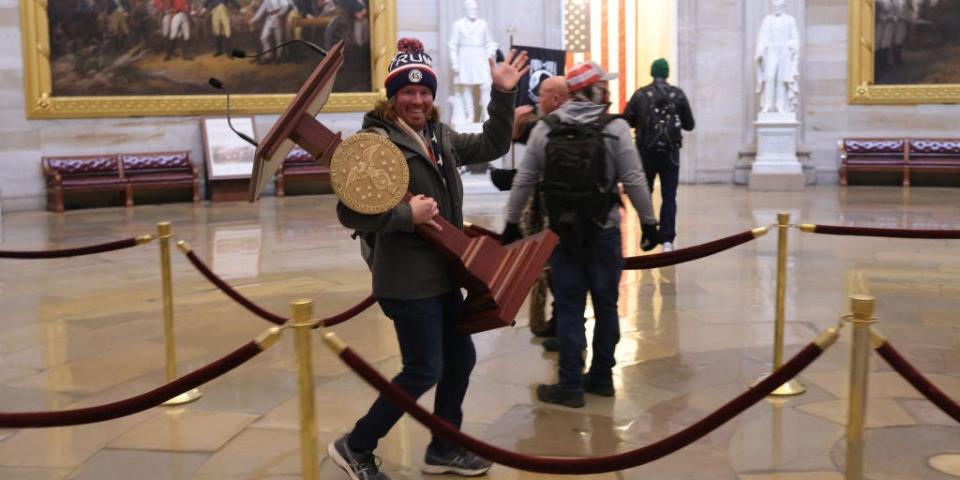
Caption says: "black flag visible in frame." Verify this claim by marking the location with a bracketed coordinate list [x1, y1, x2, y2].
[512, 45, 566, 107]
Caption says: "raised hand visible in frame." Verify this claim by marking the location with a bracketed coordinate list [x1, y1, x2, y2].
[514, 104, 535, 120]
[489, 49, 530, 92]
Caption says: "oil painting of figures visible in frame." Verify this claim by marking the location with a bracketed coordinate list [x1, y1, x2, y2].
[875, 0, 960, 85]
[47, 0, 372, 96]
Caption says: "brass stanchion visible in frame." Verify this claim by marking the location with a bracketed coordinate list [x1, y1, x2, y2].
[292, 299, 319, 480]
[158, 221, 202, 406]
[845, 295, 876, 480]
[756, 212, 805, 396]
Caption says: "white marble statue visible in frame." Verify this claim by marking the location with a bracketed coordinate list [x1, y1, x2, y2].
[755, 0, 799, 114]
[448, 0, 498, 124]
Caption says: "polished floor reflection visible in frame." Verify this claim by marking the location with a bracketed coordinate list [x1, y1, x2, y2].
[0, 184, 958, 479]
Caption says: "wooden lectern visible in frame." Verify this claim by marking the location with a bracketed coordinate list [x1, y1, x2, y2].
[249, 41, 558, 335]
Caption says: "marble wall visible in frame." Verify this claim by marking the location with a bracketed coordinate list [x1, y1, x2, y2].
[0, 0, 558, 211]
[685, 0, 960, 184]
[2, 0, 959, 211]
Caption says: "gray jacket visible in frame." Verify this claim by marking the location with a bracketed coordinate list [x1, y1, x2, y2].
[337, 88, 516, 299]
[505, 101, 658, 227]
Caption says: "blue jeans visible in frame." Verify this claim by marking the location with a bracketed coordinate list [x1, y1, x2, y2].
[549, 227, 624, 392]
[641, 149, 680, 242]
[349, 291, 476, 452]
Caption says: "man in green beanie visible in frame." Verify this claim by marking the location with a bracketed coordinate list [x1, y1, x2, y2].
[623, 58, 695, 252]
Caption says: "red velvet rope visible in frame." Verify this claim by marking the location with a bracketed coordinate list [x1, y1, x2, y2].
[336, 342, 823, 474]
[807, 224, 960, 239]
[0, 341, 263, 428]
[624, 230, 757, 270]
[875, 342, 960, 423]
[0, 237, 140, 259]
[182, 249, 375, 327]
[318, 295, 377, 328]
[183, 250, 287, 324]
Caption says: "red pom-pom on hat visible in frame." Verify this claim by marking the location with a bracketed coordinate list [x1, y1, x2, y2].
[396, 38, 425, 54]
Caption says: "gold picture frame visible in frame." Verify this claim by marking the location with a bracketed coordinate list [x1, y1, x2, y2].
[848, 0, 960, 104]
[20, 0, 396, 119]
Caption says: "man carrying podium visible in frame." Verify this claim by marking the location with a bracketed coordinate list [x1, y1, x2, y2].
[329, 38, 529, 479]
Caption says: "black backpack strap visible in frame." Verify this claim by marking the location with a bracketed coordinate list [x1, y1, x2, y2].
[543, 113, 562, 132]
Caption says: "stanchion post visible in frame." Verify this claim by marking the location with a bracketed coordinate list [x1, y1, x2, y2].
[292, 299, 319, 480]
[845, 295, 876, 480]
[759, 212, 805, 396]
[158, 221, 201, 406]
[773, 212, 789, 370]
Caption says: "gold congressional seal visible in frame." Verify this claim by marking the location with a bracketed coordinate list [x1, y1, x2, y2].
[330, 133, 409, 214]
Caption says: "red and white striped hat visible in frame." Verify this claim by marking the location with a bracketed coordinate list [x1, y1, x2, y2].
[565, 61, 618, 93]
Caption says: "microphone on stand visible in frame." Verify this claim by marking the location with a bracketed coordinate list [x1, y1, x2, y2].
[231, 39, 328, 60]
[208, 77, 259, 148]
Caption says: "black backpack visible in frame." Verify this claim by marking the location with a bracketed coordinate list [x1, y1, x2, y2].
[641, 83, 683, 153]
[541, 114, 622, 252]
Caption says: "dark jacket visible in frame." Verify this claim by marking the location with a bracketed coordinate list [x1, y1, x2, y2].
[337, 88, 516, 299]
[506, 101, 657, 228]
[622, 79, 695, 152]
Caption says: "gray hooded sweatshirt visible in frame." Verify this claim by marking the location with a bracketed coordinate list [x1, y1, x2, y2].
[505, 101, 658, 228]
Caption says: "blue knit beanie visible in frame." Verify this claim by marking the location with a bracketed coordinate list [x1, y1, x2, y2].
[384, 38, 438, 98]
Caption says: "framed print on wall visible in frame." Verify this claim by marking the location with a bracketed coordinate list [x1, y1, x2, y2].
[201, 116, 256, 180]
[849, 0, 960, 104]
[20, 0, 396, 118]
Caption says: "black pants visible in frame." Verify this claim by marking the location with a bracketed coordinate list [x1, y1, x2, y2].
[640, 149, 680, 242]
[349, 291, 475, 452]
[550, 228, 624, 391]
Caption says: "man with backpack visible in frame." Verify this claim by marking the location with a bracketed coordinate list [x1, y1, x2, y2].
[623, 58, 695, 252]
[501, 61, 659, 408]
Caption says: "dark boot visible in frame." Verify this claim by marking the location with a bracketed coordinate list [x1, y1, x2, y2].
[536, 383, 584, 408]
[533, 317, 557, 338]
[213, 36, 223, 57]
[163, 38, 175, 61]
[584, 373, 615, 397]
[182, 40, 193, 60]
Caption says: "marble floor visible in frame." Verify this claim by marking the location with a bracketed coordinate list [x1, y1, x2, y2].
[0, 184, 958, 479]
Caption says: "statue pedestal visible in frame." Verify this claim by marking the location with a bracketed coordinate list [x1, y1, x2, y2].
[749, 112, 805, 191]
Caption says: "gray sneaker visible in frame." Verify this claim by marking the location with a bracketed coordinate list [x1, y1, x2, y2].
[328, 435, 390, 480]
[422, 443, 492, 476]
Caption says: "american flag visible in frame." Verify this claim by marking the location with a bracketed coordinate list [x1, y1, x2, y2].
[563, 0, 677, 113]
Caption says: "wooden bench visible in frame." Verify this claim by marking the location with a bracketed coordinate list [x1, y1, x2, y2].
[43, 154, 129, 212]
[43, 151, 200, 212]
[906, 138, 960, 184]
[839, 138, 908, 186]
[274, 146, 331, 197]
[121, 151, 200, 205]
[840, 138, 960, 186]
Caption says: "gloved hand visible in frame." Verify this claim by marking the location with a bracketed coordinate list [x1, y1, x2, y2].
[640, 223, 660, 252]
[501, 222, 523, 245]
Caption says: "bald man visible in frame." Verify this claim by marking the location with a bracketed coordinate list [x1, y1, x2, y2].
[513, 75, 569, 143]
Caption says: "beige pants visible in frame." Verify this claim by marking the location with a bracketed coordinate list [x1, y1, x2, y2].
[211, 4, 231, 38]
[286, 9, 302, 41]
[521, 190, 550, 333]
[108, 9, 129, 37]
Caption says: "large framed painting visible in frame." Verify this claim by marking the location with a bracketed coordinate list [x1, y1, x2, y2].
[20, 0, 395, 118]
[849, 0, 960, 104]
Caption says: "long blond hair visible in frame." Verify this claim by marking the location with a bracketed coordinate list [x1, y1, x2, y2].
[372, 97, 441, 124]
